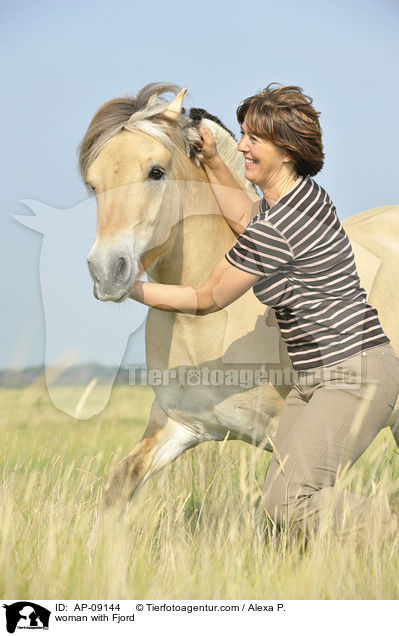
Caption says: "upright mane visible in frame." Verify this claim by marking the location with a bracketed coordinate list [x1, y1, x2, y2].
[79, 82, 254, 192]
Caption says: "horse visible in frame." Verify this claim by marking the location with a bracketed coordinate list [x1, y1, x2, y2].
[79, 82, 399, 510]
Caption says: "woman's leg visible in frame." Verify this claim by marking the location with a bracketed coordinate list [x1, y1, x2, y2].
[263, 344, 399, 537]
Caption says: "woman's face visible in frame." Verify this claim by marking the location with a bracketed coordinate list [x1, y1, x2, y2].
[238, 117, 290, 191]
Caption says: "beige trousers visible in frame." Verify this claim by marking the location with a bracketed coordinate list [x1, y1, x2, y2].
[263, 343, 399, 537]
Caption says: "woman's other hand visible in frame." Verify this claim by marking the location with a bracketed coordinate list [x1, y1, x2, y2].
[198, 127, 220, 168]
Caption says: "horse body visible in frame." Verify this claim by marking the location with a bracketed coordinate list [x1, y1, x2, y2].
[81, 85, 399, 507]
[345, 206, 399, 356]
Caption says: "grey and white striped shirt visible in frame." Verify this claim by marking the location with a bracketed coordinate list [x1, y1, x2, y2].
[225, 176, 389, 370]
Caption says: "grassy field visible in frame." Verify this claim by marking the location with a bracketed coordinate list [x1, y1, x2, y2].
[1, 382, 399, 600]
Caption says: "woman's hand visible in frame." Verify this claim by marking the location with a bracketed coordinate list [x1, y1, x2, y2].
[197, 125, 257, 234]
[198, 127, 221, 168]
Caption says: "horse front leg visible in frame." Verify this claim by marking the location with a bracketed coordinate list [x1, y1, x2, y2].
[102, 399, 199, 511]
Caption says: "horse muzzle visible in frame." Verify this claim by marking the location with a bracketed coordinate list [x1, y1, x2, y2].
[87, 243, 138, 302]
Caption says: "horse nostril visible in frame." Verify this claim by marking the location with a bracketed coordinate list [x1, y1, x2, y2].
[87, 258, 101, 283]
[115, 256, 127, 282]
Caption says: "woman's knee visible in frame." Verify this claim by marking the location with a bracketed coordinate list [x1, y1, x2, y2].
[263, 475, 312, 528]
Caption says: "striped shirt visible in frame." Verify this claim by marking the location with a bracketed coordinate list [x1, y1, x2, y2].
[225, 176, 389, 370]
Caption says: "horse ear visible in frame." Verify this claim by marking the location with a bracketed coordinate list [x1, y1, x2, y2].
[162, 89, 187, 120]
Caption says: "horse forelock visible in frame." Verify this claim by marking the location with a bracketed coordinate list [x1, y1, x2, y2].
[79, 83, 192, 187]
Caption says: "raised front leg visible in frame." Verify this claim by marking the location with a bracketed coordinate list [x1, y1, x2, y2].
[103, 399, 200, 510]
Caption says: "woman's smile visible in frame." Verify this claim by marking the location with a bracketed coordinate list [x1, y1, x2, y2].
[244, 157, 259, 167]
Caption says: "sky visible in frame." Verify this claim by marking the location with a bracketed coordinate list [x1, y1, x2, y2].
[1, 0, 398, 371]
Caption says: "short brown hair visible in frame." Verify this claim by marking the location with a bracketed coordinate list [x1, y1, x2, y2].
[236, 84, 324, 177]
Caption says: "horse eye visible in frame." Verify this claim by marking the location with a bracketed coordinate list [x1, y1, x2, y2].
[86, 182, 96, 194]
[148, 167, 165, 181]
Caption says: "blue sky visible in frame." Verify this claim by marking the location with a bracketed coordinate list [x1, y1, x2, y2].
[1, 0, 398, 370]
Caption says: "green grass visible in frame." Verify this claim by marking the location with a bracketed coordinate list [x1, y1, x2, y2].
[1, 384, 399, 599]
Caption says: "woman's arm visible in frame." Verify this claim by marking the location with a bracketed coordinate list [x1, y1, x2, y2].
[199, 127, 258, 234]
[130, 257, 259, 315]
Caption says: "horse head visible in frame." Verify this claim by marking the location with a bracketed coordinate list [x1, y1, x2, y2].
[80, 83, 204, 302]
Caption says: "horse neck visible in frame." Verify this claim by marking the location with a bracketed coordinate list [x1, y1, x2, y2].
[152, 160, 236, 286]
[152, 122, 253, 286]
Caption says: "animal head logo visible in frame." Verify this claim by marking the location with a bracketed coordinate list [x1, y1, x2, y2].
[2, 602, 51, 633]
[13, 198, 147, 419]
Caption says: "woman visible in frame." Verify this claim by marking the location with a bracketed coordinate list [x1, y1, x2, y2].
[130, 84, 399, 538]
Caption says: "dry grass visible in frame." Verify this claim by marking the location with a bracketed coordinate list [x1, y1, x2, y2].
[1, 384, 399, 599]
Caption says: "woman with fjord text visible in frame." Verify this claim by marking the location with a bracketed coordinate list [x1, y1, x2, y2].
[130, 84, 399, 537]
